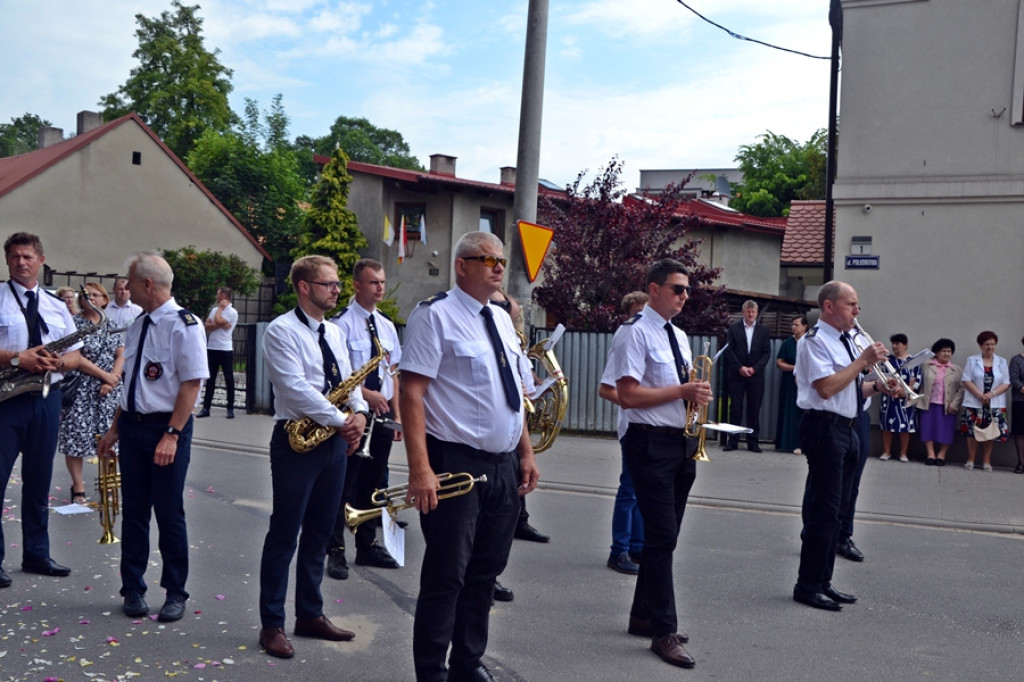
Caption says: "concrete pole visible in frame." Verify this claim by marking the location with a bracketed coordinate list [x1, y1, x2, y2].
[508, 0, 549, 325]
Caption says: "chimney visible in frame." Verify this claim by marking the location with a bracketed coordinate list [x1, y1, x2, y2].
[429, 154, 457, 176]
[77, 111, 104, 136]
[500, 166, 517, 186]
[38, 126, 64, 149]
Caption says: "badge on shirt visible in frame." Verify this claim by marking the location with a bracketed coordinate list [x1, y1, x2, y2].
[144, 362, 163, 381]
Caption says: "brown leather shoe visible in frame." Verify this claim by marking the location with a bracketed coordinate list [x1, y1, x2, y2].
[294, 614, 355, 641]
[628, 617, 688, 643]
[651, 633, 695, 668]
[259, 627, 294, 659]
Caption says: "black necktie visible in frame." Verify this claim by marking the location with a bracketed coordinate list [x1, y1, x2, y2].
[24, 290, 43, 347]
[481, 306, 521, 411]
[840, 333, 863, 416]
[318, 323, 341, 392]
[363, 314, 383, 392]
[127, 315, 151, 414]
[664, 322, 689, 385]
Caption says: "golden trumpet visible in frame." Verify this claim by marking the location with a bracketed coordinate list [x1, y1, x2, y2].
[344, 472, 487, 531]
[96, 454, 121, 544]
[684, 342, 713, 462]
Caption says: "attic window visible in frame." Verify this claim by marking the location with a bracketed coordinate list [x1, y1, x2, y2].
[132, 151, 142, 165]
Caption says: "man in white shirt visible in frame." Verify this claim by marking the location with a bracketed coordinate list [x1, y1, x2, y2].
[197, 287, 238, 419]
[107, 277, 143, 330]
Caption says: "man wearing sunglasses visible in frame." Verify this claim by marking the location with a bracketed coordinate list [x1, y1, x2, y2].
[613, 258, 712, 669]
[401, 231, 539, 682]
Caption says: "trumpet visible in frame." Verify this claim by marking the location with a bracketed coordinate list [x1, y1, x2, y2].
[684, 342, 713, 462]
[96, 453, 121, 544]
[851, 320, 921, 402]
[343, 472, 487, 531]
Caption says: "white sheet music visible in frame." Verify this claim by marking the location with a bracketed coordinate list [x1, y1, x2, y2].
[382, 510, 405, 567]
[543, 324, 566, 351]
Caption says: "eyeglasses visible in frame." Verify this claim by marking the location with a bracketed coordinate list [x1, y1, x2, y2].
[664, 283, 692, 296]
[462, 255, 507, 268]
[306, 280, 342, 291]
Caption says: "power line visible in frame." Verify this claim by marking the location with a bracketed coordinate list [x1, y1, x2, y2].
[675, 1, 830, 60]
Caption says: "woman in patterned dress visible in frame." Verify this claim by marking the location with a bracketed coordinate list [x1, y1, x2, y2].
[58, 283, 124, 503]
[960, 331, 1010, 471]
[879, 333, 922, 462]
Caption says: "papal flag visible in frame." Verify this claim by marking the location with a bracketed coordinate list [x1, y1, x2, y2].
[383, 215, 394, 246]
[397, 215, 407, 264]
[418, 214, 427, 245]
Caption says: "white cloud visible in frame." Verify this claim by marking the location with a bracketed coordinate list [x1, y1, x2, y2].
[563, 0, 695, 39]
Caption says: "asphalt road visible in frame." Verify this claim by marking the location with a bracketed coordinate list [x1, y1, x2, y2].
[2, 432, 1023, 681]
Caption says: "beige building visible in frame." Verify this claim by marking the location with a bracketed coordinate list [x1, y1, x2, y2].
[0, 111, 268, 279]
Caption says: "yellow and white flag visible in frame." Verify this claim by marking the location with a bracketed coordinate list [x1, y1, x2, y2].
[383, 215, 394, 246]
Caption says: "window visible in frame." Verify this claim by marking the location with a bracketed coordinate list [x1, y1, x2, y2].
[396, 203, 426, 240]
[480, 208, 505, 242]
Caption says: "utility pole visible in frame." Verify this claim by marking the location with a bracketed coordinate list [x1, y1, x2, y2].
[508, 0, 549, 324]
[824, 0, 843, 282]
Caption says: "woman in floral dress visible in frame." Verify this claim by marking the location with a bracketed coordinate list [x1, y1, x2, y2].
[959, 331, 1010, 471]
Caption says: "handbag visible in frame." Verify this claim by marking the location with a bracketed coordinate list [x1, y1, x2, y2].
[59, 372, 81, 408]
[973, 418, 1000, 442]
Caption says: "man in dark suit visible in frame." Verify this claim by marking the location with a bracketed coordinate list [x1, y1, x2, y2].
[724, 300, 771, 452]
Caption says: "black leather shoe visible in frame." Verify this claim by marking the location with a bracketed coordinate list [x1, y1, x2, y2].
[448, 664, 496, 682]
[355, 543, 399, 569]
[607, 552, 639, 575]
[123, 591, 149, 617]
[514, 522, 550, 543]
[836, 538, 865, 562]
[226, 409, 235, 419]
[748, 443, 763, 453]
[823, 584, 858, 604]
[196, 408, 211, 418]
[327, 547, 349, 580]
[493, 580, 514, 602]
[22, 557, 70, 577]
[158, 594, 187, 622]
[628, 551, 642, 565]
[651, 633, 696, 668]
[0, 567, 10, 588]
[793, 586, 842, 611]
[723, 442, 738, 452]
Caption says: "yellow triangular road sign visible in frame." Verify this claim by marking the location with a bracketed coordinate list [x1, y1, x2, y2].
[518, 220, 554, 283]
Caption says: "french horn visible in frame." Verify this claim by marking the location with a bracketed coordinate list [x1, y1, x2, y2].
[524, 325, 569, 454]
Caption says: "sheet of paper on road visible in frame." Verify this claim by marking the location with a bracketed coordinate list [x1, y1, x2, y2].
[52, 503, 95, 515]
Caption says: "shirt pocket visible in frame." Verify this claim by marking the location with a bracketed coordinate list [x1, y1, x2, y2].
[0, 313, 25, 349]
[348, 337, 372, 366]
[652, 349, 681, 384]
[137, 344, 172, 382]
[453, 340, 491, 384]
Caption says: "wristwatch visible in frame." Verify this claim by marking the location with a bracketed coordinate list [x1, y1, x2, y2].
[166, 425, 183, 437]
[9, 354, 19, 368]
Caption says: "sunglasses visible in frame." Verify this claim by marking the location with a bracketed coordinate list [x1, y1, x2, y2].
[664, 283, 692, 296]
[463, 255, 507, 268]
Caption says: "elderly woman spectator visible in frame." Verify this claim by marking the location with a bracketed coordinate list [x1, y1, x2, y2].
[1008, 336, 1024, 473]
[911, 339, 964, 466]
[774, 315, 808, 454]
[56, 286, 78, 315]
[960, 331, 1010, 471]
[57, 283, 124, 503]
[879, 333, 921, 462]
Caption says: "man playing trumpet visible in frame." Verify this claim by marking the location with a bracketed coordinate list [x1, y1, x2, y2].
[401, 231, 539, 682]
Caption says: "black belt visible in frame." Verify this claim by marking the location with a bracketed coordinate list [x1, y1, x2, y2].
[629, 423, 687, 439]
[426, 434, 513, 463]
[804, 409, 857, 428]
[123, 411, 173, 423]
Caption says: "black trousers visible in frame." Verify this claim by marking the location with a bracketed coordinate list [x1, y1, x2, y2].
[727, 377, 765, 444]
[118, 413, 193, 598]
[412, 437, 519, 682]
[0, 389, 62, 565]
[329, 415, 395, 551]
[796, 411, 859, 593]
[202, 349, 235, 411]
[259, 422, 347, 627]
[622, 425, 696, 637]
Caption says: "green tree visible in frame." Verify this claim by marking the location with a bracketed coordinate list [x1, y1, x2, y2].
[100, 0, 236, 160]
[186, 96, 306, 268]
[311, 116, 423, 170]
[730, 129, 826, 217]
[0, 113, 52, 157]
[161, 246, 260, 315]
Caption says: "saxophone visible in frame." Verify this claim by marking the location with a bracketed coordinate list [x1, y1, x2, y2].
[0, 285, 108, 403]
[284, 334, 383, 453]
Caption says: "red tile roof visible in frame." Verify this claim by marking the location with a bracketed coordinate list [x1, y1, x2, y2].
[782, 200, 834, 265]
[0, 113, 271, 261]
[625, 194, 787, 234]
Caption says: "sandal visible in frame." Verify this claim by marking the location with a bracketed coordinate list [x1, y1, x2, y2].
[72, 490, 88, 505]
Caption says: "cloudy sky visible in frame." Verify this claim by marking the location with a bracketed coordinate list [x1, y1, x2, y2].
[1, 0, 833, 189]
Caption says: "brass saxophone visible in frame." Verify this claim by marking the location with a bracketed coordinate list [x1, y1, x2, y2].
[0, 285, 108, 403]
[285, 334, 383, 453]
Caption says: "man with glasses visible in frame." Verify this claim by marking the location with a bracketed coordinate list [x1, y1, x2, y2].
[612, 258, 711, 669]
[325, 258, 402, 579]
[255, 256, 369, 658]
[402, 231, 539, 682]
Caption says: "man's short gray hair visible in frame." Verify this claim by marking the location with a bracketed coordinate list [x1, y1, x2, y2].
[125, 250, 173, 288]
[742, 300, 758, 311]
[817, 280, 845, 308]
[454, 231, 503, 259]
